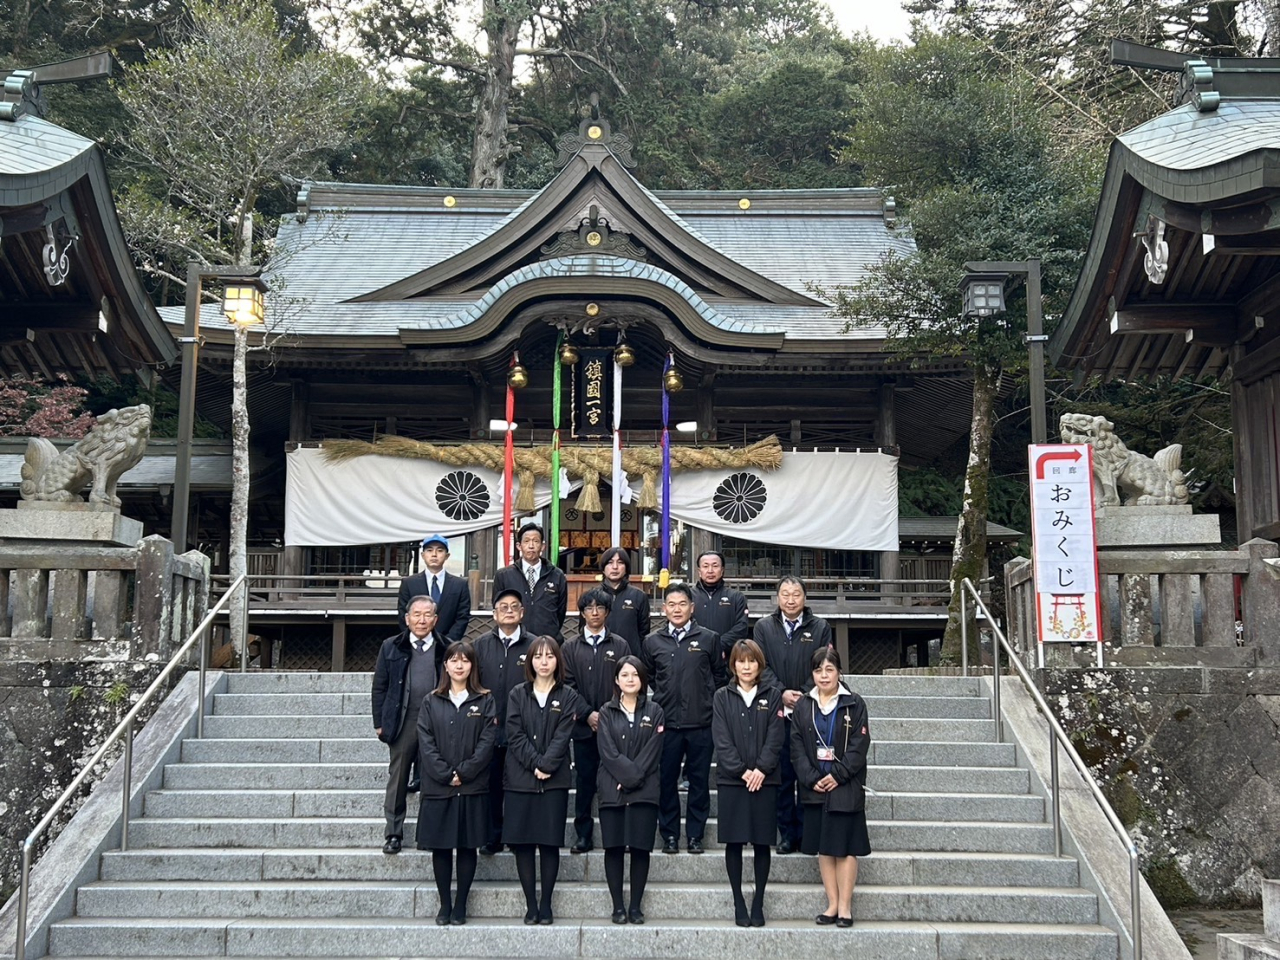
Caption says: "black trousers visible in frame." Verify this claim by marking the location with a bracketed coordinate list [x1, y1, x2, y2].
[572, 735, 600, 845]
[659, 725, 712, 843]
[486, 745, 508, 846]
[776, 717, 803, 845]
[383, 709, 417, 839]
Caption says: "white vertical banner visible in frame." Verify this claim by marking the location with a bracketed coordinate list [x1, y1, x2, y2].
[610, 358, 623, 547]
[1028, 444, 1103, 665]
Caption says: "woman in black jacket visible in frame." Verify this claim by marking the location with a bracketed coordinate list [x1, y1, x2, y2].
[597, 655, 665, 925]
[711, 639, 786, 927]
[503, 636, 581, 924]
[790, 646, 871, 928]
[416, 641, 497, 926]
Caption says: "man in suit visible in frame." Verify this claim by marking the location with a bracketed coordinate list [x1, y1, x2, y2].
[492, 522, 567, 639]
[398, 533, 472, 643]
[372, 595, 444, 854]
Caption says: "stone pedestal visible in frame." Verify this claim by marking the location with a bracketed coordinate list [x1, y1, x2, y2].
[1094, 504, 1220, 547]
[0, 501, 142, 547]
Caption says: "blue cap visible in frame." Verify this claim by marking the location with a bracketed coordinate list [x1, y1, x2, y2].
[420, 534, 449, 550]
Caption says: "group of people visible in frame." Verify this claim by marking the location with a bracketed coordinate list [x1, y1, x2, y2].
[371, 525, 871, 927]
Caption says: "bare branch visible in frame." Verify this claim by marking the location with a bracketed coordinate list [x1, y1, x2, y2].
[515, 46, 629, 96]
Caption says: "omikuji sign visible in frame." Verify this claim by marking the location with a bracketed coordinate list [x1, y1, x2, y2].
[1028, 444, 1103, 666]
[571, 347, 613, 439]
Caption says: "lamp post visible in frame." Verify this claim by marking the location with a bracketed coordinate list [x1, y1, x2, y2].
[961, 259, 1047, 444]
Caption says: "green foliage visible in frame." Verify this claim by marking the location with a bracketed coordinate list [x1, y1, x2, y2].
[68, 685, 86, 703]
[81, 375, 224, 439]
[103, 681, 132, 706]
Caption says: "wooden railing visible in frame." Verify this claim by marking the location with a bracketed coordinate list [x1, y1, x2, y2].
[0, 534, 211, 656]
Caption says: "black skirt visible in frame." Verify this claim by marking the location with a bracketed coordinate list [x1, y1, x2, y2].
[502, 789, 570, 847]
[716, 783, 778, 846]
[800, 803, 872, 858]
[416, 794, 489, 851]
[599, 802, 659, 851]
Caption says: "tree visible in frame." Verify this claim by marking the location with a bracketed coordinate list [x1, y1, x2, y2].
[832, 33, 1098, 663]
[0, 376, 94, 438]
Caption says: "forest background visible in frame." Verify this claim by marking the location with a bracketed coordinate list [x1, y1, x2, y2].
[2, 0, 1274, 654]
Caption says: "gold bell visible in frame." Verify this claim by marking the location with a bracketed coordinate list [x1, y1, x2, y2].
[664, 366, 684, 393]
[559, 341, 580, 365]
[613, 341, 636, 367]
[508, 363, 530, 389]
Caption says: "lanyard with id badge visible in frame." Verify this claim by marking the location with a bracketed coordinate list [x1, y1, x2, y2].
[814, 705, 839, 770]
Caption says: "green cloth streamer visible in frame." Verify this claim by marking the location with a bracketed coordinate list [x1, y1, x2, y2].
[551, 331, 563, 558]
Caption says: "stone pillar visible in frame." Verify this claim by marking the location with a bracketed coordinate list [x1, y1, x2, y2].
[1242, 537, 1280, 654]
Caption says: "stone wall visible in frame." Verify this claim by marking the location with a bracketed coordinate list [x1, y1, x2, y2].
[1040, 666, 1280, 907]
[0, 659, 169, 904]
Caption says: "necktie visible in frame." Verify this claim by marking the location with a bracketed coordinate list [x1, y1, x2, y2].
[430, 575, 441, 604]
[526, 565, 537, 593]
[673, 627, 685, 643]
[413, 639, 423, 654]
[590, 634, 601, 646]
[786, 620, 798, 640]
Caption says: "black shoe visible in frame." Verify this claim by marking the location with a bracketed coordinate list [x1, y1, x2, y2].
[480, 842, 503, 856]
[435, 908, 451, 926]
[628, 907, 645, 924]
[382, 836, 401, 854]
[679, 778, 690, 791]
[537, 908, 553, 925]
[406, 777, 420, 794]
[815, 912, 838, 925]
[450, 909, 467, 926]
[570, 839, 592, 854]
[687, 838, 704, 854]
[837, 916, 853, 928]
[734, 900, 749, 927]
[750, 906, 765, 927]
[662, 836, 679, 854]
[524, 908, 538, 925]
[611, 908, 628, 924]
[777, 839, 794, 855]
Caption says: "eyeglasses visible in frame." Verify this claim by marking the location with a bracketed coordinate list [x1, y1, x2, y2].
[495, 603, 523, 613]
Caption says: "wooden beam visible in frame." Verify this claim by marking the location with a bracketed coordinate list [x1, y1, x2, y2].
[1110, 303, 1236, 334]
[1203, 233, 1280, 257]
[0, 306, 101, 340]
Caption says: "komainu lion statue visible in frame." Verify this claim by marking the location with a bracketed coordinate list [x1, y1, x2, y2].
[1059, 412, 1189, 507]
[19, 404, 152, 507]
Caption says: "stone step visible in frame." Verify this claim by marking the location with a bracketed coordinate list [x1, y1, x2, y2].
[180, 736, 1020, 768]
[209, 692, 992, 721]
[99, 848, 1080, 888]
[46, 916, 1117, 960]
[1218, 935, 1280, 960]
[200, 714, 998, 742]
[160, 762, 1028, 795]
[75, 880, 1100, 924]
[143, 787, 1044, 823]
[124, 817, 1057, 853]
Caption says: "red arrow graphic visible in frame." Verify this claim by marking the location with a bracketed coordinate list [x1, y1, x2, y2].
[1035, 448, 1083, 480]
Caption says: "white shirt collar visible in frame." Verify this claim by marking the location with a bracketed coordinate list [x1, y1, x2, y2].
[425, 568, 447, 584]
[411, 632, 434, 650]
[499, 626, 522, 647]
[522, 560, 541, 578]
[808, 683, 852, 714]
[736, 684, 757, 707]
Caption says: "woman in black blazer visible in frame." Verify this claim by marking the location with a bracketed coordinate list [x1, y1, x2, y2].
[596, 655, 665, 925]
[790, 646, 871, 928]
[711, 639, 786, 927]
[416, 641, 497, 925]
[503, 636, 581, 924]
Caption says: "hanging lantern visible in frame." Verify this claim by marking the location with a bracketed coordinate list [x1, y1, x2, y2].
[614, 341, 636, 367]
[508, 361, 530, 389]
[664, 364, 684, 393]
[559, 341, 580, 365]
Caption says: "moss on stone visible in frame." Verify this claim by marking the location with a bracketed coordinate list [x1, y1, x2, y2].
[1106, 772, 1145, 828]
[1144, 858, 1200, 910]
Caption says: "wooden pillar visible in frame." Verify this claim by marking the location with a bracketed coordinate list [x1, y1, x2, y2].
[476, 527, 497, 607]
[471, 369, 491, 439]
[875, 381, 897, 448]
[331, 617, 346, 672]
[289, 379, 310, 443]
[697, 367, 716, 442]
[1229, 346, 1254, 539]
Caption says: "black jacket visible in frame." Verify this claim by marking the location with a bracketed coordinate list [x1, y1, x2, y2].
[397, 571, 472, 643]
[473, 628, 534, 746]
[371, 629, 445, 742]
[711, 683, 787, 787]
[416, 688, 498, 798]
[562, 631, 631, 739]
[790, 689, 871, 813]
[692, 580, 750, 657]
[504, 681, 582, 793]
[601, 579, 651, 657]
[641, 622, 726, 729]
[596, 696, 664, 808]
[754, 607, 834, 694]
[494, 562, 568, 639]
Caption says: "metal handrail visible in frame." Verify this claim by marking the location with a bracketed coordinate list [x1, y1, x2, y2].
[13, 574, 247, 960]
[959, 577, 1142, 960]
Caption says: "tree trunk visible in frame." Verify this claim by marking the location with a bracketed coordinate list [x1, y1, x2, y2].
[940, 361, 999, 665]
[470, 0, 520, 188]
[229, 323, 250, 662]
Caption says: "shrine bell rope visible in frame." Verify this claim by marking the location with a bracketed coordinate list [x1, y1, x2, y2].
[322, 435, 784, 514]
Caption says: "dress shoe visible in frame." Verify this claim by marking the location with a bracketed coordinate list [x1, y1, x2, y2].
[733, 900, 749, 927]
[382, 836, 402, 854]
[524, 908, 538, 925]
[776, 839, 794, 855]
[434, 909, 451, 926]
[570, 839, 592, 854]
[837, 917, 853, 928]
[686, 837, 704, 854]
[749, 908, 765, 927]
[479, 842, 503, 856]
[815, 912, 838, 925]
[449, 911, 467, 926]
[628, 907, 645, 924]
[662, 836, 679, 854]
[537, 909, 553, 925]
[611, 908, 628, 924]
[406, 777, 421, 794]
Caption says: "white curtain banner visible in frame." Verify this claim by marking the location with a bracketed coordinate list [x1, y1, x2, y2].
[286, 447, 898, 550]
[666, 452, 898, 551]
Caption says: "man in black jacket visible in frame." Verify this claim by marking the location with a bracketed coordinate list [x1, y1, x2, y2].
[562, 588, 631, 853]
[371, 595, 444, 854]
[493, 522, 567, 639]
[598, 546, 650, 657]
[642, 583, 726, 854]
[691, 551, 749, 660]
[753, 575, 834, 853]
[397, 533, 472, 642]
[473, 587, 533, 854]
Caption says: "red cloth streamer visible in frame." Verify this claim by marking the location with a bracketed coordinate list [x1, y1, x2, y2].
[503, 359, 516, 565]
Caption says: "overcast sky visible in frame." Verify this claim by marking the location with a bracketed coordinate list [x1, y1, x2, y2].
[824, 0, 914, 42]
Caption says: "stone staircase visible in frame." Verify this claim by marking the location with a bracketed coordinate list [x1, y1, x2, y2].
[44, 672, 1119, 959]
